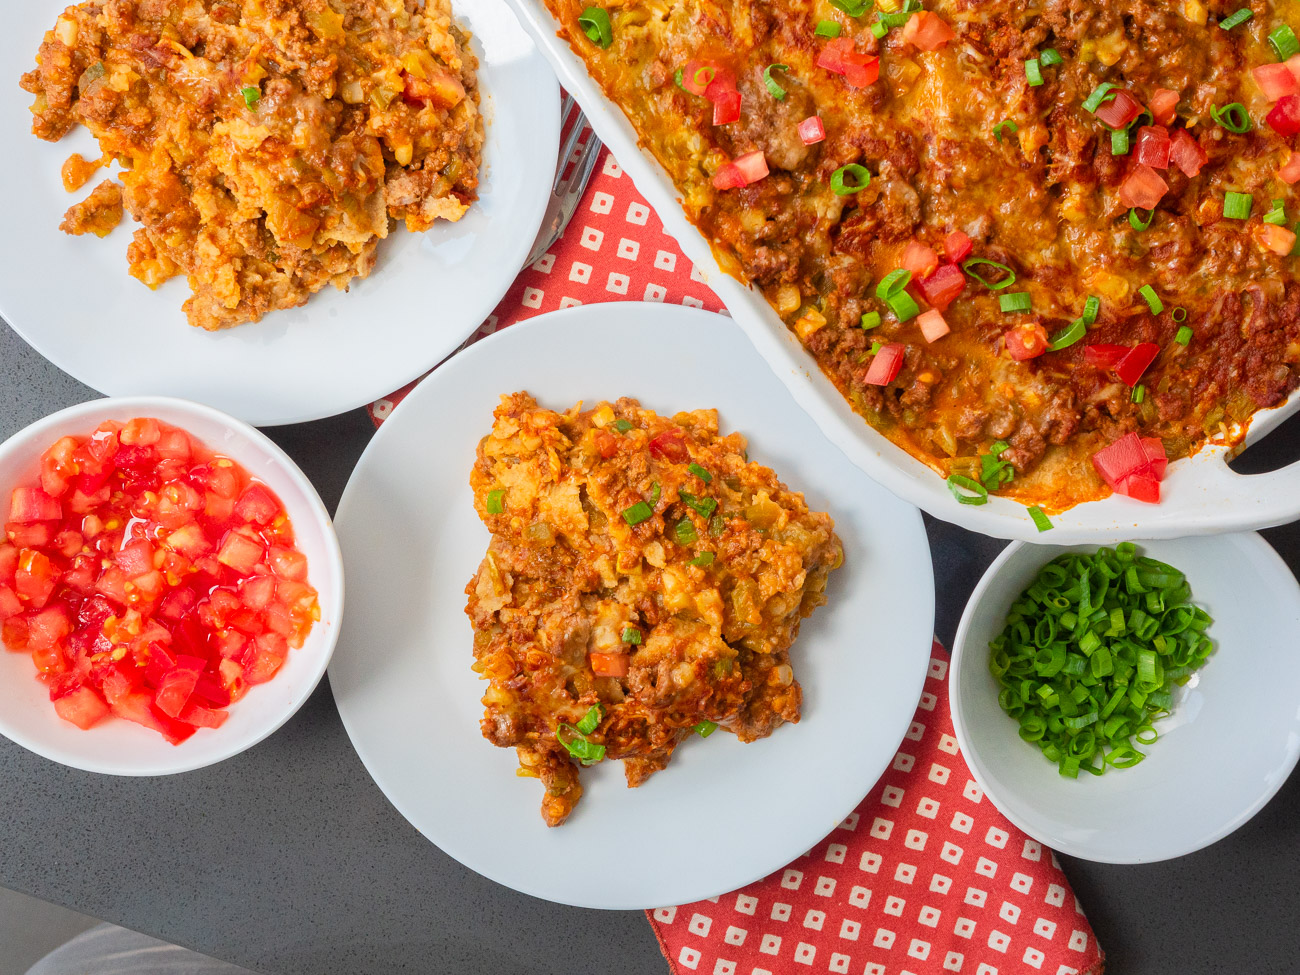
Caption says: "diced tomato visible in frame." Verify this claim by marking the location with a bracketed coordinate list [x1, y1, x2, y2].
[16, 551, 56, 609]
[1118, 164, 1168, 209]
[179, 703, 229, 729]
[1149, 88, 1179, 126]
[1095, 89, 1145, 129]
[40, 437, 79, 497]
[916, 308, 950, 342]
[245, 632, 288, 684]
[9, 487, 61, 524]
[156, 587, 198, 623]
[142, 640, 179, 688]
[94, 567, 131, 606]
[0, 543, 15, 584]
[1005, 323, 1049, 361]
[1134, 126, 1171, 169]
[944, 231, 973, 263]
[239, 575, 277, 611]
[1287, 52, 1300, 83]
[1168, 129, 1208, 178]
[53, 686, 109, 730]
[1254, 63, 1299, 102]
[216, 531, 264, 575]
[590, 652, 629, 677]
[154, 655, 206, 718]
[1256, 223, 1298, 255]
[113, 444, 157, 470]
[1114, 342, 1160, 387]
[901, 241, 940, 279]
[863, 343, 906, 385]
[711, 87, 741, 125]
[269, 547, 309, 581]
[916, 263, 966, 311]
[816, 38, 879, 87]
[797, 116, 825, 145]
[2, 617, 28, 650]
[192, 673, 232, 708]
[111, 691, 195, 744]
[155, 428, 192, 462]
[113, 539, 155, 577]
[164, 523, 211, 559]
[681, 60, 727, 97]
[25, 606, 69, 651]
[1093, 432, 1167, 504]
[1140, 437, 1169, 479]
[1281, 152, 1300, 185]
[1118, 472, 1161, 504]
[816, 38, 856, 75]
[214, 630, 249, 661]
[734, 151, 769, 183]
[200, 464, 241, 500]
[0, 586, 22, 620]
[1267, 95, 1300, 137]
[234, 484, 280, 526]
[900, 10, 956, 50]
[711, 164, 746, 190]
[648, 429, 689, 463]
[67, 484, 109, 515]
[53, 530, 82, 559]
[7, 523, 53, 548]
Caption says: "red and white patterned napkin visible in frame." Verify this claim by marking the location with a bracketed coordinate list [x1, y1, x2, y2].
[368, 139, 1105, 975]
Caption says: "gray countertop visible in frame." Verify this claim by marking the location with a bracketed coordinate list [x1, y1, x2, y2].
[2, 319, 1298, 973]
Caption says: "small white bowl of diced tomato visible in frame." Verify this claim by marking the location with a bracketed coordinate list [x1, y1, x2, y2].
[0, 397, 343, 775]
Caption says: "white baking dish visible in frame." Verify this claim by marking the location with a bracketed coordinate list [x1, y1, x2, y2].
[503, 0, 1300, 542]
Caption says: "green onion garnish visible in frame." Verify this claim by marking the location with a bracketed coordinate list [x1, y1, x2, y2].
[870, 20, 888, 38]
[1082, 295, 1100, 325]
[622, 627, 642, 645]
[1040, 48, 1063, 66]
[1049, 318, 1086, 351]
[1138, 284, 1163, 314]
[830, 0, 871, 15]
[689, 551, 716, 568]
[815, 19, 842, 37]
[648, 482, 661, 507]
[622, 501, 653, 526]
[1111, 127, 1130, 155]
[486, 489, 506, 514]
[1171, 307, 1188, 323]
[694, 720, 718, 737]
[1025, 58, 1044, 86]
[1219, 7, 1253, 29]
[1211, 102, 1252, 133]
[1128, 207, 1154, 232]
[1028, 506, 1053, 532]
[1175, 324, 1193, 345]
[994, 119, 1019, 142]
[999, 291, 1032, 313]
[1264, 199, 1288, 225]
[869, 340, 883, 356]
[613, 419, 633, 432]
[687, 463, 712, 482]
[887, 290, 920, 321]
[241, 86, 261, 109]
[1132, 384, 1146, 403]
[947, 474, 990, 505]
[1082, 82, 1119, 113]
[876, 269, 910, 298]
[763, 64, 790, 100]
[1223, 191, 1253, 220]
[962, 258, 1016, 290]
[980, 442, 1015, 490]
[861, 311, 881, 330]
[576, 704, 603, 735]
[675, 518, 698, 545]
[674, 67, 685, 90]
[578, 6, 614, 47]
[1270, 24, 1300, 60]
[679, 492, 717, 519]
[830, 164, 872, 195]
[558, 724, 605, 766]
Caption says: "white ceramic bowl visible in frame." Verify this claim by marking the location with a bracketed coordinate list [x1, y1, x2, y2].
[951, 534, 1300, 863]
[0, 397, 344, 775]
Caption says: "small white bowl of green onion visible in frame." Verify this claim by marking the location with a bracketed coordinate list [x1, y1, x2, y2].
[951, 534, 1300, 863]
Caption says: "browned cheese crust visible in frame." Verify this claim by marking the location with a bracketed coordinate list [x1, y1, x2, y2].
[544, 0, 1300, 510]
[22, 0, 484, 330]
[464, 392, 844, 826]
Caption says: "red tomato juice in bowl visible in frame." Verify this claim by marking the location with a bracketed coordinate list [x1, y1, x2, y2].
[0, 417, 319, 744]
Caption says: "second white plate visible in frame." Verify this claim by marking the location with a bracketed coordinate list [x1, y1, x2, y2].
[328, 303, 935, 909]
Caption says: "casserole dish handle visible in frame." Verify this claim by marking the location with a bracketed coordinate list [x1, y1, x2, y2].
[1190, 453, 1300, 533]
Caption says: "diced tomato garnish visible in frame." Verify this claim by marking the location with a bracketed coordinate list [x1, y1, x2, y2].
[1134, 126, 1171, 170]
[797, 116, 825, 145]
[648, 429, 689, 463]
[681, 60, 727, 97]
[246, 632, 288, 684]
[901, 241, 940, 279]
[9, 487, 61, 524]
[111, 690, 195, 744]
[816, 38, 879, 87]
[711, 87, 741, 126]
[234, 484, 280, 526]
[1254, 63, 1300, 102]
[590, 652, 629, 678]
[154, 655, 206, 718]
[269, 547, 309, 581]
[1118, 164, 1168, 210]
[1140, 437, 1169, 479]
[7, 523, 54, 548]
[120, 417, 161, 446]
[1256, 223, 1298, 255]
[711, 164, 746, 190]
[1168, 129, 1208, 178]
[734, 151, 769, 183]
[816, 38, 855, 75]
[0, 543, 15, 585]
[1149, 88, 1179, 126]
[863, 343, 906, 385]
[113, 539, 155, 577]
[0, 586, 22, 620]
[52, 686, 110, 730]
[1114, 342, 1160, 387]
[1005, 324, 1049, 361]
[216, 531, 264, 575]
[40, 437, 79, 497]
[155, 428, 192, 462]
[944, 231, 973, 263]
[1280, 152, 1300, 185]
[1093, 432, 1168, 504]
[900, 10, 956, 50]
[1267, 95, 1300, 137]
[179, 703, 229, 729]
[25, 605, 69, 652]
[16, 550, 56, 609]
[916, 308, 950, 343]
[1095, 89, 1145, 129]
[1118, 472, 1161, 504]
[917, 262, 966, 311]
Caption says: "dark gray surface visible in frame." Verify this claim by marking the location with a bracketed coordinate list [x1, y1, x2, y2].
[3, 317, 1300, 973]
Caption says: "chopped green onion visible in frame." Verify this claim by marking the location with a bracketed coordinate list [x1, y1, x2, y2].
[1111, 127, 1130, 155]
[1025, 58, 1044, 86]
[994, 119, 1019, 142]
[815, 19, 842, 37]
[1270, 24, 1300, 60]
[1175, 325, 1193, 345]
[613, 419, 633, 432]
[961, 258, 1016, 290]
[871, 21, 888, 38]
[947, 474, 990, 506]
[1082, 295, 1100, 325]
[979, 442, 1015, 490]
[647, 482, 661, 507]
[1223, 191, 1253, 220]
[1219, 7, 1253, 29]
[558, 724, 605, 765]
[679, 492, 717, 519]
[709, 514, 726, 536]
[622, 501, 653, 526]
[578, 6, 613, 47]
[830, 0, 871, 15]
[576, 704, 603, 735]
[1132, 384, 1146, 403]
[830, 163, 872, 195]
[687, 463, 712, 482]
[1264, 199, 1288, 225]
[1040, 48, 1063, 66]
[1211, 102, 1252, 133]
[1082, 82, 1119, 113]
[999, 291, 1032, 313]
[674, 67, 685, 90]
[694, 720, 718, 738]
[675, 518, 699, 545]
[1028, 506, 1053, 532]
[763, 64, 790, 100]
[887, 290, 920, 321]
[861, 311, 882, 330]
[1128, 207, 1154, 232]
[622, 627, 642, 645]
[689, 551, 716, 568]
[1049, 318, 1087, 351]
[876, 268, 910, 298]
[486, 489, 505, 514]
[1171, 307, 1188, 323]
[1138, 284, 1163, 314]
[241, 86, 261, 109]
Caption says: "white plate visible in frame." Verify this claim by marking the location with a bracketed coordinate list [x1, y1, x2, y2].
[951, 534, 1300, 863]
[504, 0, 1300, 541]
[0, 2, 558, 427]
[329, 303, 935, 909]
